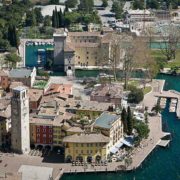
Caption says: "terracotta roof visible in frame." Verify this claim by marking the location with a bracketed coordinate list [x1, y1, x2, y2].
[0, 99, 11, 110]
[0, 70, 8, 76]
[0, 104, 11, 118]
[10, 81, 25, 90]
[68, 31, 101, 37]
[74, 42, 99, 48]
[30, 116, 54, 125]
[66, 126, 84, 133]
[63, 133, 109, 143]
[91, 84, 123, 99]
[29, 88, 43, 102]
[101, 33, 112, 43]
[74, 100, 113, 111]
[45, 83, 72, 96]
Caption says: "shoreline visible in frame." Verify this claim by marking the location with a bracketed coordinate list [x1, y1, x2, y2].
[0, 80, 170, 180]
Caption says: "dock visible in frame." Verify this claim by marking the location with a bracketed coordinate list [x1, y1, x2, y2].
[157, 140, 170, 147]
[154, 90, 180, 119]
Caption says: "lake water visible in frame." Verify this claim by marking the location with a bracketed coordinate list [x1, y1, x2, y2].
[62, 74, 180, 180]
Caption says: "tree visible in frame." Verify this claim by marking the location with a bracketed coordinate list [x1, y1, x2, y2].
[159, 23, 180, 61]
[133, 37, 158, 82]
[52, 10, 55, 27]
[98, 33, 124, 82]
[122, 37, 137, 89]
[133, 0, 144, 9]
[64, 4, 69, 13]
[34, 8, 43, 25]
[55, 6, 59, 28]
[64, 11, 81, 27]
[44, 16, 51, 26]
[102, 0, 108, 7]
[134, 121, 150, 140]
[0, 38, 10, 50]
[151, 101, 161, 115]
[5, 53, 21, 68]
[26, 10, 36, 26]
[121, 108, 128, 133]
[111, 1, 123, 19]
[7, 25, 19, 49]
[52, 7, 60, 28]
[128, 86, 144, 104]
[124, 157, 132, 168]
[147, 0, 160, 9]
[78, 0, 94, 13]
[65, 0, 78, 8]
[49, 0, 59, 4]
[59, 9, 64, 27]
[127, 106, 133, 135]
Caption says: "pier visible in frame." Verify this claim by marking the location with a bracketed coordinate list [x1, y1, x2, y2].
[157, 140, 170, 147]
[154, 90, 180, 118]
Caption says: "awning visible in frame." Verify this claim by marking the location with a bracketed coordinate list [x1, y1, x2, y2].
[110, 146, 119, 154]
[121, 139, 133, 147]
[115, 141, 124, 148]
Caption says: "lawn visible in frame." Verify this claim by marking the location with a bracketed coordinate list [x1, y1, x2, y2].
[143, 86, 152, 95]
[151, 50, 180, 69]
[128, 80, 140, 87]
[33, 80, 47, 89]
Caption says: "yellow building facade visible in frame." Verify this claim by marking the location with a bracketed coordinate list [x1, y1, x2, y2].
[93, 112, 124, 155]
[53, 126, 62, 146]
[63, 133, 109, 162]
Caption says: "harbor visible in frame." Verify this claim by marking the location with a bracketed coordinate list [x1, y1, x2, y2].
[155, 89, 180, 118]
[61, 74, 180, 180]
[0, 80, 171, 179]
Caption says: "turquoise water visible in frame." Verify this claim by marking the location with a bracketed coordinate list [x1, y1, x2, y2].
[62, 74, 180, 180]
[25, 45, 53, 67]
[150, 42, 180, 49]
[75, 69, 144, 78]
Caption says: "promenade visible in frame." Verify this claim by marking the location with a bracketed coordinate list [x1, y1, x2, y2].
[0, 80, 168, 179]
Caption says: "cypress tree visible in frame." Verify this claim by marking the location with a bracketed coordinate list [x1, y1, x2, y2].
[64, 4, 69, 13]
[8, 25, 18, 48]
[52, 10, 55, 27]
[58, 9, 64, 27]
[121, 108, 128, 133]
[127, 106, 133, 135]
[54, 7, 58, 28]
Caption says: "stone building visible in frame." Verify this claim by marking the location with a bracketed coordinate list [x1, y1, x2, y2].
[0, 70, 9, 90]
[63, 133, 109, 162]
[11, 86, 30, 154]
[90, 84, 123, 106]
[53, 29, 112, 74]
[9, 67, 36, 87]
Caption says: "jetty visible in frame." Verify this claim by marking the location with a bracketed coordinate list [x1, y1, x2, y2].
[154, 90, 180, 118]
[157, 139, 170, 147]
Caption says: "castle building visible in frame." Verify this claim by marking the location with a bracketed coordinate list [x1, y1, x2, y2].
[53, 29, 112, 74]
[11, 86, 30, 154]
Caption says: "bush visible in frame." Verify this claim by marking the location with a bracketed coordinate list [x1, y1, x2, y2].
[128, 86, 144, 104]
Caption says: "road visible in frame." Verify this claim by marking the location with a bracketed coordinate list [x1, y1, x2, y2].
[123, 1, 131, 11]
[94, 0, 115, 26]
